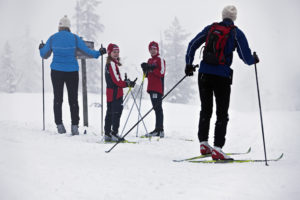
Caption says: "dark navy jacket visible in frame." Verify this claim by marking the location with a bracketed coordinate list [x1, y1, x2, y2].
[186, 19, 255, 78]
[40, 30, 100, 72]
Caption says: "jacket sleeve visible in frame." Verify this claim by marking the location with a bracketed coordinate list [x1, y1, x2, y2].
[185, 25, 210, 64]
[76, 35, 101, 59]
[39, 36, 52, 59]
[149, 57, 165, 78]
[108, 62, 127, 88]
[235, 29, 255, 65]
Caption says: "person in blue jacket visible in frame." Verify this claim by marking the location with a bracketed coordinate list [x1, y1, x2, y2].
[39, 15, 107, 135]
[185, 6, 259, 160]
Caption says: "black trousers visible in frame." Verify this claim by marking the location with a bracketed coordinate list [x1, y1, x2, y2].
[149, 92, 164, 131]
[104, 98, 123, 135]
[198, 73, 231, 148]
[51, 70, 79, 125]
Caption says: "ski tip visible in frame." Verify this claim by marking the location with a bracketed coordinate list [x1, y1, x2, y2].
[105, 150, 110, 153]
[247, 147, 252, 153]
[277, 153, 284, 160]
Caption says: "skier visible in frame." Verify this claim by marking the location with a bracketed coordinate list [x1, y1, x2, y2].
[141, 41, 166, 138]
[185, 6, 259, 160]
[104, 43, 136, 142]
[39, 15, 107, 135]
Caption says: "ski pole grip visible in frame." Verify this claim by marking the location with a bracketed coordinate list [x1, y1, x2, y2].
[193, 64, 199, 71]
[253, 51, 257, 56]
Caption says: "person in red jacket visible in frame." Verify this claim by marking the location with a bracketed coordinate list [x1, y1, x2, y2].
[141, 41, 166, 138]
[104, 43, 135, 142]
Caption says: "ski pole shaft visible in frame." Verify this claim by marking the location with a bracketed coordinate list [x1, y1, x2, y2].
[123, 87, 132, 103]
[130, 90, 148, 135]
[136, 74, 145, 137]
[101, 44, 104, 136]
[254, 52, 268, 166]
[41, 40, 45, 131]
[105, 73, 190, 153]
[120, 78, 142, 136]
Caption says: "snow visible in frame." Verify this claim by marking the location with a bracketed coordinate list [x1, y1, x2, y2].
[0, 92, 299, 200]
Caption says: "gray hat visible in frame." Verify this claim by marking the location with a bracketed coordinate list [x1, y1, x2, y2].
[59, 15, 71, 29]
[222, 5, 237, 21]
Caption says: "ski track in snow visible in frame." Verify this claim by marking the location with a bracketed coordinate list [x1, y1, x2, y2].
[0, 93, 299, 200]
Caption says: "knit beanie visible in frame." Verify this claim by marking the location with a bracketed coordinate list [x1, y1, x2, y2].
[148, 41, 159, 52]
[59, 15, 71, 29]
[222, 5, 237, 21]
[107, 43, 120, 55]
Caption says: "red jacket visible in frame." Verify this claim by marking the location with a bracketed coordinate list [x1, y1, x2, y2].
[105, 60, 127, 102]
[147, 55, 166, 95]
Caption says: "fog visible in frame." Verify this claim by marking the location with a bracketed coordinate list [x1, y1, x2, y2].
[1, 0, 300, 110]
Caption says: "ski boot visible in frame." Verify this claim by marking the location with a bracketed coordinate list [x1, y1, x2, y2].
[57, 124, 66, 134]
[144, 129, 164, 138]
[110, 131, 124, 142]
[212, 146, 233, 160]
[104, 134, 112, 142]
[71, 125, 79, 136]
[200, 141, 213, 155]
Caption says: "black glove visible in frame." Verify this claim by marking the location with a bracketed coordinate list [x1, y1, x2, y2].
[185, 64, 195, 76]
[141, 62, 156, 73]
[39, 42, 45, 50]
[141, 62, 149, 73]
[253, 52, 259, 64]
[99, 47, 107, 55]
[125, 79, 136, 88]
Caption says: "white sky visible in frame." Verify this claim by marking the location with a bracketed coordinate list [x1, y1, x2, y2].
[2, 0, 299, 65]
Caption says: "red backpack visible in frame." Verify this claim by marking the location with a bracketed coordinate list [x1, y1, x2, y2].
[203, 23, 235, 65]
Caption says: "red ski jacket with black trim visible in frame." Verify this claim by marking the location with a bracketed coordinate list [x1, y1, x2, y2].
[105, 60, 127, 102]
[146, 55, 166, 95]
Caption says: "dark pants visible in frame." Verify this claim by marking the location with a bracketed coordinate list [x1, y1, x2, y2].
[104, 98, 123, 134]
[149, 92, 164, 131]
[51, 70, 79, 125]
[198, 73, 231, 148]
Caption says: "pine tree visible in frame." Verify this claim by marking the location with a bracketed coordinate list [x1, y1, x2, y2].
[73, 0, 105, 93]
[17, 27, 41, 92]
[163, 17, 195, 104]
[0, 41, 20, 93]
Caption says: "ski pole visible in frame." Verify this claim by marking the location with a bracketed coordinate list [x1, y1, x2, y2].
[136, 73, 146, 137]
[101, 44, 104, 136]
[123, 74, 137, 103]
[41, 40, 45, 131]
[253, 52, 268, 166]
[120, 78, 142, 137]
[105, 65, 198, 153]
[130, 87, 148, 136]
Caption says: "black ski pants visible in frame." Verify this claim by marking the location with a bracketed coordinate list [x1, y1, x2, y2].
[198, 73, 231, 148]
[149, 92, 164, 131]
[51, 70, 79, 126]
[104, 98, 123, 135]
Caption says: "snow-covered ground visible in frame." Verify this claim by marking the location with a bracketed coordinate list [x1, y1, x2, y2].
[0, 92, 299, 200]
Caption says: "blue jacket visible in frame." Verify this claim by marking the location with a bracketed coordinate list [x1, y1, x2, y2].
[186, 19, 255, 78]
[39, 30, 101, 72]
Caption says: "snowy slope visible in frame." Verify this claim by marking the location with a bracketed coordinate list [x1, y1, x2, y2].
[0, 93, 299, 200]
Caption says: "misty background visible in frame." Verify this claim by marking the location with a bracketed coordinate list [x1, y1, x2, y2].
[0, 0, 299, 111]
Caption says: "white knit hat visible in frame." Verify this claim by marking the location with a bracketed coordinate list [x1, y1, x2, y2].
[59, 15, 71, 28]
[222, 5, 237, 21]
